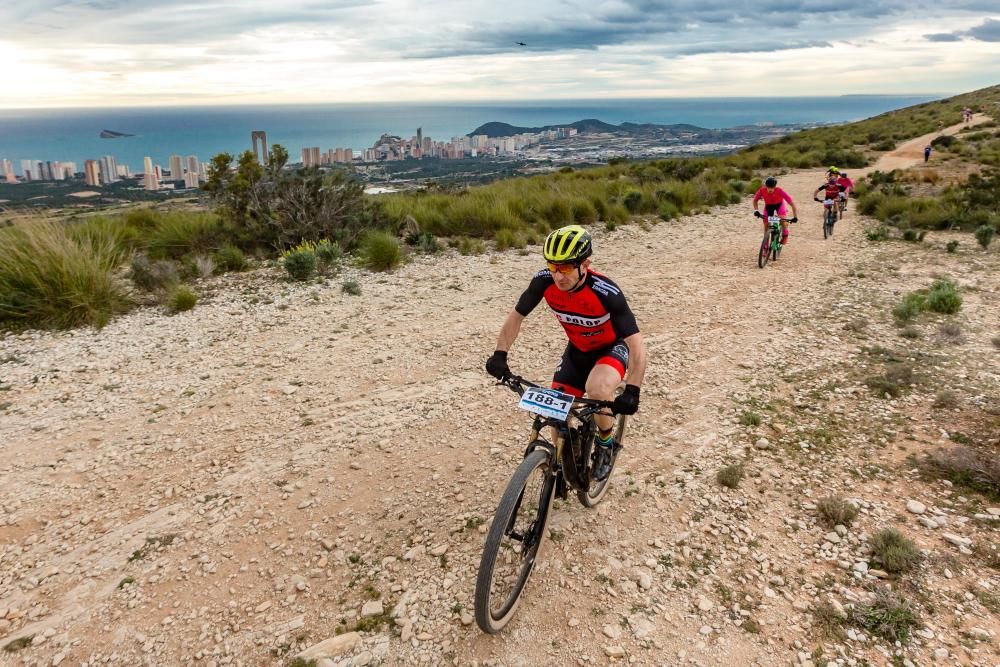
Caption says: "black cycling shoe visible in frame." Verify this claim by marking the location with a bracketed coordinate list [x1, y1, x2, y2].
[592, 442, 617, 482]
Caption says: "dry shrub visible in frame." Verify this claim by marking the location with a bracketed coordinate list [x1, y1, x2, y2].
[921, 446, 1000, 500]
[817, 496, 859, 528]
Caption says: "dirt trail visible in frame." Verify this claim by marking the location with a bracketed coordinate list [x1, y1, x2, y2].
[863, 113, 991, 174]
[0, 126, 998, 667]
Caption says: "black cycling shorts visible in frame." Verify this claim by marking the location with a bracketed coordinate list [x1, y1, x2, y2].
[764, 203, 783, 217]
[551, 340, 629, 397]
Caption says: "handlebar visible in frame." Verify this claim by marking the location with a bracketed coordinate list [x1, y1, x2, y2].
[498, 374, 616, 414]
[753, 211, 796, 223]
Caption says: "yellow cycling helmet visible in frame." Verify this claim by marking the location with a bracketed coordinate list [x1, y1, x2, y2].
[543, 225, 593, 263]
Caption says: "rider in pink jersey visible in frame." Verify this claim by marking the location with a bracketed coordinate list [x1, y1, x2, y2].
[752, 177, 799, 245]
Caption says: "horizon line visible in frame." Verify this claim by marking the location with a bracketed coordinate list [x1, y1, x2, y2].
[0, 93, 952, 113]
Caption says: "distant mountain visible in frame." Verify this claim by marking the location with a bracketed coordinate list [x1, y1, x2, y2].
[468, 118, 710, 138]
[100, 129, 134, 138]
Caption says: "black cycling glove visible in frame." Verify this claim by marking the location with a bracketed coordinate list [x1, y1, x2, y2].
[753, 211, 762, 218]
[790, 217, 798, 223]
[612, 384, 641, 415]
[486, 350, 510, 380]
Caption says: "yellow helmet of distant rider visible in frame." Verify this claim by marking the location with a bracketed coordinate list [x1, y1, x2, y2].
[543, 225, 593, 263]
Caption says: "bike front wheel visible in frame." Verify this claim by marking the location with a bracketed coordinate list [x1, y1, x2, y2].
[823, 210, 832, 239]
[475, 447, 555, 634]
[757, 232, 770, 268]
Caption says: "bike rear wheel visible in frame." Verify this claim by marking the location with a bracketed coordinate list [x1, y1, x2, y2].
[578, 412, 627, 507]
[757, 232, 770, 268]
[475, 447, 555, 634]
[823, 210, 832, 239]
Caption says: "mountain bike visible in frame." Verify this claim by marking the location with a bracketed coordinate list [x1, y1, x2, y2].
[816, 197, 836, 239]
[754, 212, 794, 269]
[837, 192, 848, 220]
[474, 375, 626, 634]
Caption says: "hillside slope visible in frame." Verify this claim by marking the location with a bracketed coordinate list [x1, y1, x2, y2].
[0, 121, 998, 667]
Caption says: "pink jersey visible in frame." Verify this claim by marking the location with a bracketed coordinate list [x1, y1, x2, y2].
[753, 186, 793, 207]
[836, 176, 854, 193]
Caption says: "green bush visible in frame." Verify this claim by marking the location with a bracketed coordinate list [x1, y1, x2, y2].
[623, 190, 644, 213]
[144, 212, 222, 260]
[457, 237, 486, 255]
[892, 292, 926, 323]
[925, 279, 962, 314]
[315, 239, 343, 268]
[495, 228, 525, 251]
[869, 528, 921, 574]
[283, 248, 317, 281]
[850, 589, 920, 644]
[166, 284, 197, 313]
[358, 231, 403, 271]
[0, 222, 130, 330]
[816, 497, 859, 528]
[342, 279, 361, 296]
[946, 240, 959, 253]
[213, 245, 247, 273]
[976, 224, 995, 249]
[866, 226, 890, 242]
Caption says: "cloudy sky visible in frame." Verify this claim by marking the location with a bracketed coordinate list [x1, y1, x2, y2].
[1, 0, 998, 108]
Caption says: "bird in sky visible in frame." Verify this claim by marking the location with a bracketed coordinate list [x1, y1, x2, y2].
[516, 41, 527, 46]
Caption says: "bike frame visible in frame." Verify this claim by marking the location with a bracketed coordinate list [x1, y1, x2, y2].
[501, 375, 614, 495]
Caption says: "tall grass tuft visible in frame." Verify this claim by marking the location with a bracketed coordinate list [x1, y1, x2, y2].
[0, 222, 130, 329]
[358, 231, 403, 271]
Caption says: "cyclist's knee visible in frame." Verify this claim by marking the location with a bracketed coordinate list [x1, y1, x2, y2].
[585, 366, 620, 400]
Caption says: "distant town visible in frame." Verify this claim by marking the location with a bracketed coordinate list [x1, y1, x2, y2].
[0, 119, 814, 209]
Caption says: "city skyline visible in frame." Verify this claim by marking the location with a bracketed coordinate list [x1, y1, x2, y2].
[1, 2, 998, 109]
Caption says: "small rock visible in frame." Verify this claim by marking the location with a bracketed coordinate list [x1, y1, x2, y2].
[460, 612, 473, 626]
[967, 627, 991, 641]
[605, 646, 626, 658]
[824, 532, 841, 544]
[403, 545, 425, 561]
[853, 562, 868, 574]
[697, 596, 714, 612]
[943, 533, 972, 548]
[869, 569, 890, 579]
[934, 648, 949, 659]
[296, 633, 361, 660]
[430, 544, 448, 557]
[353, 651, 373, 666]
[255, 601, 272, 613]
[603, 624, 621, 640]
[755, 438, 771, 450]
[699, 625, 713, 635]
[919, 517, 938, 529]
[361, 600, 384, 617]
[987, 508, 1000, 517]
[906, 500, 926, 515]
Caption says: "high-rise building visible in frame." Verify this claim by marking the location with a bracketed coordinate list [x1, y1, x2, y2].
[301, 147, 321, 167]
[2, 159, 16, 184]
[154, 165, 163, 182]
[143, 157, 159, 190]
[61, 163, 76, 179]
[185, 156, 200, 178]
[169, 155, 184, 179]
[344, 148, 353, 163]
[251, 130, 268, 164]
[417, 127, 423, 149]
[21, 160, 35, 180]
[334, 148, 346, 163]
[99, 156, 119, 184]
[84, 160, 101, 186]
[183, 172, 200, 189]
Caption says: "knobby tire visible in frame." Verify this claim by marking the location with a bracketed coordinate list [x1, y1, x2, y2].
[474, 448, 555, 634]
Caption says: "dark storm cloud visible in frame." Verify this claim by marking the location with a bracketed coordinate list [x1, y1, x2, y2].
[925, 32, 964, 41]
[922, 16, 1000, 43]
[966, 17, 1000, 41]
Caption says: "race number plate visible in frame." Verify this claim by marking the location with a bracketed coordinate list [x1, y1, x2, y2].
[518, 387, 574, 421]
[767, 215, 780, 224]
[824, 199, 834, 206]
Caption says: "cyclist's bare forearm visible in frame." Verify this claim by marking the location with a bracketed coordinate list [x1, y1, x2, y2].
[495, 310, 525, 352]
[623, 333, 647, 387]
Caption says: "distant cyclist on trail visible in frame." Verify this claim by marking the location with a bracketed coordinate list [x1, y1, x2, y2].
[485, 225, 647, 481]
[814, 173, 847, 206]
[924, 144, 932, 162]
[752, 176, 798, 246]
[836, 172, 854, 209]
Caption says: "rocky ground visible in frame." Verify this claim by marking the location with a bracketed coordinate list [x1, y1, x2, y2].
[1, 125, 998, 667]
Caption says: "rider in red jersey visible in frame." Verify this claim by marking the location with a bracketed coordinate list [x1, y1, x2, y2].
[835, 173, 854, 209]
[752, 177, 799, 245]
[485, 225, 647, 481]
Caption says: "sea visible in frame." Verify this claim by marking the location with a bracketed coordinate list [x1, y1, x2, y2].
[0, 95, 940, 173]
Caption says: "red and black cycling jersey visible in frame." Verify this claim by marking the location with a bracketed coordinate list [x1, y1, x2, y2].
[818, 182, 846, 200]
[514, 269, 639, 352]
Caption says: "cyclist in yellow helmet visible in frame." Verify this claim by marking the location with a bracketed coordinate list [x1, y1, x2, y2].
[485, 224, 648, 480]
